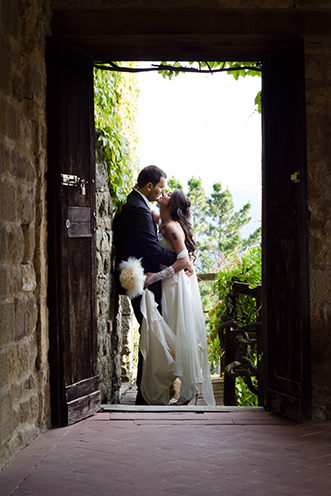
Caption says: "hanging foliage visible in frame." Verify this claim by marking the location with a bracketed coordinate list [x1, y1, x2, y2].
[94, 60, 262, 113]
[94, 62, 139, 211]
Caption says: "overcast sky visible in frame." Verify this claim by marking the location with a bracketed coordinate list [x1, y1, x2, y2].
[135, 64, 262, 236]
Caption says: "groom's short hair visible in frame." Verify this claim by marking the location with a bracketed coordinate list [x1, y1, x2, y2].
[137, 165, 167, 188]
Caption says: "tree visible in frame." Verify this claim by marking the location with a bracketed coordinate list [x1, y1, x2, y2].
[165, 176, 183, 193]
[187, 177, 208, 242]
[206, 182, 260, 271]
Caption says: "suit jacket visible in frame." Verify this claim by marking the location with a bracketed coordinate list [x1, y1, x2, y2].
[113, 190, 177, 300]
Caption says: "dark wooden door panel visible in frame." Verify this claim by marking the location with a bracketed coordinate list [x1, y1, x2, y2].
[47, 40, 100, 426]
[262, 37, 311, 422]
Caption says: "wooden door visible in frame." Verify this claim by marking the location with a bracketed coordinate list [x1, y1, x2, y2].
[262, 38, 311, 421]
[47, 40, 100, 426]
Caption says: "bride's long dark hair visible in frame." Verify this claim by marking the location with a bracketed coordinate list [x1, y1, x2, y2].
[169, 189, 197, 261]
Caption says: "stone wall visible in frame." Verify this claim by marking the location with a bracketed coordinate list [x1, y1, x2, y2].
[95, 137, 136, 404]
[0, 0, 51, 469]
[95, 137, 114, 403]
[120, 295, 136, 386]
[305, 39, 331, 419]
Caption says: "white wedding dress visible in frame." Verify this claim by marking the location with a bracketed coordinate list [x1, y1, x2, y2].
[139, 234, 215, 406]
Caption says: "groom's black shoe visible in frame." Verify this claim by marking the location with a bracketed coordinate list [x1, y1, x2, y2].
[135, 390, 148, 405]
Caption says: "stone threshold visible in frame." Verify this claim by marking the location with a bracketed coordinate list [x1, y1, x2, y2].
[101, 404, 265, 413]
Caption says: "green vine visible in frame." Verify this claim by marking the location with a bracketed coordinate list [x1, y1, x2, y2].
[94, 63, 139, 211]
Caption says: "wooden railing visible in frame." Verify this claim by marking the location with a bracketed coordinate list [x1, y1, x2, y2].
[197, 273, 262, 406]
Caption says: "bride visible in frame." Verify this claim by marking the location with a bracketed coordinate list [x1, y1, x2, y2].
[140, 189, 215, 406]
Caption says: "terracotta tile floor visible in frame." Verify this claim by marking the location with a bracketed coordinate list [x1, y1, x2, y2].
[1, 409, 331, 496]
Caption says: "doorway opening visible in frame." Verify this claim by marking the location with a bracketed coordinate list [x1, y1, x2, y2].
[47, 38, 311, 425]
[94, 60, 262, 409]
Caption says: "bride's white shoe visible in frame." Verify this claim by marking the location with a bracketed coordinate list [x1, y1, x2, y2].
[175, 391, 198, 406]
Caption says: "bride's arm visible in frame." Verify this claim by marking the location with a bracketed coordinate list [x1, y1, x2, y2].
[145, 222, 189, 286]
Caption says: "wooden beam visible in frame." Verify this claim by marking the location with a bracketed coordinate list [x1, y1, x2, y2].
[51, 9, 331, 37]
[50, 8, 331, 59]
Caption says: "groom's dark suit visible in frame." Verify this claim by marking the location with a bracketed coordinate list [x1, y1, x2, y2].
[113, 189, 177, 403]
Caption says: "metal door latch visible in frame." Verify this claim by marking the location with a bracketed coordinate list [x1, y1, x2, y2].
[290, 171, 300, 183]
[61, 174, 95, 195]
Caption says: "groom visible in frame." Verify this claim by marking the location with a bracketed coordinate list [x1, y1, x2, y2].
[113, 165, 177, 404]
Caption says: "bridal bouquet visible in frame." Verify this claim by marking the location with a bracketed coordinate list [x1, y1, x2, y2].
[118, 257, 146, 299]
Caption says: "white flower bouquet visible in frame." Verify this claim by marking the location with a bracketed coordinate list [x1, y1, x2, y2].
[118, 257, 146, 299]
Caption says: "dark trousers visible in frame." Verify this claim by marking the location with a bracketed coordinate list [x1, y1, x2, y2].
[131, 292, 161, 405]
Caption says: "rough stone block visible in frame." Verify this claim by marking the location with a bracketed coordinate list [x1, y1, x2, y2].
[98, 297, 109, 319]
[25, 160, 36, 183]
[22, 224, 35, 263]
[5, 101, 19, 140]
[24, 71, 43, 101]
[18, 185, 35, 225]
[0, 349, 9, 390]
[0, 180, 17, 223]
[309, 230, 331, 266]
[0, 389, 13, 444]
[24, 375, 36, 391]
[0, 265, 8, 298]
[306, 83, 331, 113]
[8, 345, 20, 382]
[0, 95, 7, 135]
[8, 149, 26, 180]
[309, 193, 331, 226]
[0, 0, 18, 38]
[12, 73, 24, 104]
[29, 394, 39, 421]
[0, 226, 8, 264]
[310, 269, 331, 301]
[324, 302, 331, 337]
[0, 301, 15, 346]
[306, 115, 331, 161]
[11, 381, 23, 402]
[21, 263, 37, 292]
[6, 224, 24, 264]
[18, 338, 38, 377]
[15, 296, 27, 340]
[310, 301, 326, 339]
[26, 294, 38, 336]
[120, 295, 133, 315]
[305, 55, 325, 82]
[0, 33, 13, 96]
[8, 264, 22, 295]
[0, 139, 4, 174]
[15, 425, 39, 453]
[19, 398, 30, 424]
[23, 99, 39, 123]
[41, 124, 47, 150]
[104, 256, 111, 273]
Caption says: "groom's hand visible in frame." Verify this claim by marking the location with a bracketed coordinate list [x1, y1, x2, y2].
[185, 260, 194, 277]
